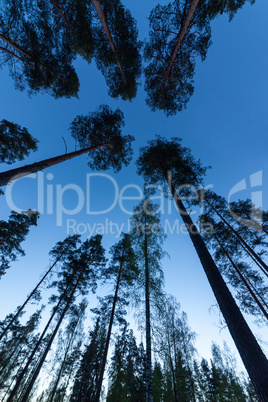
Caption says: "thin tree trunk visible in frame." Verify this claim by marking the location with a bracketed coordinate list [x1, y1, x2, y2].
[144, 220, 153, 402]
[165, 173, 268, 402]
[0, 143, 111, 187]
[205, 198, 268, 275]
[50, 0, 78, 38]
[91, 0, 127, 87]
[7, 287, 70, 401]
[214, 234, 268, 320]
[0, 251, 66, 342]
[94, 258, 124, 402]
[48, 316, 80, 402]
[0, 34, 34, 61]
[20, 269, 85, 402]
[161, 0, 200, 90]
[0, 45, 32, 65]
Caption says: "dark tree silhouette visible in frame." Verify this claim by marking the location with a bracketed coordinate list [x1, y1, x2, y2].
[0, 105, 133, 186]
[0, 119, 38, 164]
[137, 136, 268, 401]
[92, 0, 142, 100]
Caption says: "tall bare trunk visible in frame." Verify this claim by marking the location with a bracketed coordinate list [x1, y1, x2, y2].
[144, 220, 153, 402]
[205, 199, 268, 275]
[91, 0, 127, 87]
[94, 259, 124, 402]
[0, 143, 110, 187]
[165, 173, 268, 401]
[161, 0, 200, 90]
[214, 234, 268, 320]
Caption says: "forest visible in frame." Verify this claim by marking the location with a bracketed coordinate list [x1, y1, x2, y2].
[0, 0, 267, 401]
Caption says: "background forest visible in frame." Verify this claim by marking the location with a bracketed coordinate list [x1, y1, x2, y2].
[0, 0, 268, 401]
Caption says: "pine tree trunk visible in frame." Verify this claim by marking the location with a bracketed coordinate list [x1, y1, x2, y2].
[0, 143, 110, 187]
[20, 269, 85, 402]
[94, 259, 124, 402]
[0, 251, 66, 342]
[214, 234, 268, 319]
[166, 175, 268, 401]
[50, 0, 78, 38]
[0, 45, 32, 65]
[144, 221, 153, 402]
[205, 198, 268, 275]
[91, 0, 127, 87]
[161, 0, 200, 90]
[7, 286, 71, 401]
[0, 34, 34, 61]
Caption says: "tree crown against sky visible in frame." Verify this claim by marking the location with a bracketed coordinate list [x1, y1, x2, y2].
[70, 104, 134, 172]
[137, 135, 208, 200]
[0, 119, 38, 164]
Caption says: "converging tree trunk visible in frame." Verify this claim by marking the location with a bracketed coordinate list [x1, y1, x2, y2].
[0, 143, 110, 186]
[91, 0, 127, 86]
[161, 0, 200, 90]
[166, 174, 268, 401]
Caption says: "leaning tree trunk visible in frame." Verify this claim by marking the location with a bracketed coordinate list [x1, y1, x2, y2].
[20, 268, 85, 402]
[0, 143, 110, 187]
[94, 258, 124, 402]
[161, 0, 200, 90]
[7, 284, 72, 401]
[214, 234, 268, 320]
[165, 174, 268, 401]
[0, 249, 67, 342]
[144, 221, 153, 402]
[91, 0, 127, 87]
[205, 199, 268, 276]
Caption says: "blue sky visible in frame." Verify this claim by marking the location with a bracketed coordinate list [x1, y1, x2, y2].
[0, 0, 268, 370]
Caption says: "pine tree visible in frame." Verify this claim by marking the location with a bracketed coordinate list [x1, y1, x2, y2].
[130, 200, 166, 402]
[0, 119, 38, 164]
[136, 135, 268, 401]
[0, 210, 39, 278]
[0, 105, 134, 187]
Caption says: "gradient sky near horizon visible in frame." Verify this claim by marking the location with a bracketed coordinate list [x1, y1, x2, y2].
[0, 0, 268, 374]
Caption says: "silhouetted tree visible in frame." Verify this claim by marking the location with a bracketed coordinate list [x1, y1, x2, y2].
[0, 105, 133, 186]
[92, 0, 142, 100]
[0, 210, 39, 278]
[137, 135, 268, 401]
[0, 119, 38, 164]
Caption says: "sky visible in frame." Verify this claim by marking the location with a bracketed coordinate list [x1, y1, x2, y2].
[0, 0, 268, 376]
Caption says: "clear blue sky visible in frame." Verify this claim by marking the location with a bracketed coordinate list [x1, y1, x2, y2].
[0, 0, 267, 370]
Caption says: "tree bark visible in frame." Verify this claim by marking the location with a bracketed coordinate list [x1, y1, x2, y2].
[214, 233, 268, 320]
[165, 174, 268, 402]
[144, 219, 153, 402]
[0, 250, 66, 342]
[94, 258, 124, 402]
[205, 198, 268, 275]
[161, 0, 200, 90]
[91, 0, 127, 87]
[50, 0, 78, 38]
[0, 143, 110, 187]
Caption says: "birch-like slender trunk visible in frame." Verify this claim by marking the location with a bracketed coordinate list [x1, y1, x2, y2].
[91, 0, 127, 87]
[144, 220, 153, 402]
[0, 143, 110, 187]
[94, 258, 124, 402]
[165, 173, 268, 401]
[161, 0, 200, 90]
